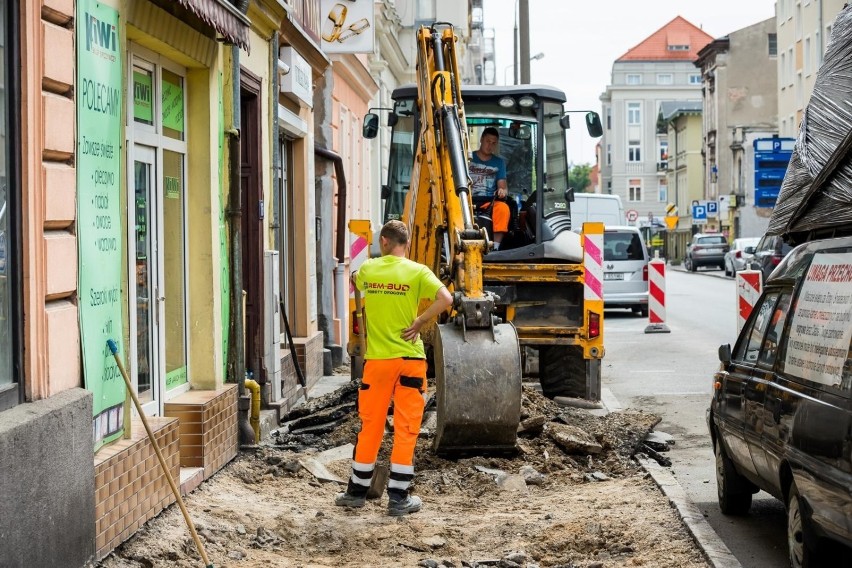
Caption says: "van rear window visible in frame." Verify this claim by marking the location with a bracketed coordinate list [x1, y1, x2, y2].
[697, 236, 727, 245]
[604, 232, 644, 261]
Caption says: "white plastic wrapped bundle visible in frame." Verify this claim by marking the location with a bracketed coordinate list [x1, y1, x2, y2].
[767, 4, 852, 239]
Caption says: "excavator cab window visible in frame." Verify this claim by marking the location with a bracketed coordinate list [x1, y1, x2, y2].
[383, 98, 416, 222]
[541, 101, 571, 219]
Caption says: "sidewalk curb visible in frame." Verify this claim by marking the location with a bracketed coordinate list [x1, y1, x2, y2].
[639, 457, 742, 568]
[601, 388, 741, 568]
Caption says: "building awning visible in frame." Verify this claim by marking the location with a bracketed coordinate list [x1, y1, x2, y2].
[176, 0, 251, 51]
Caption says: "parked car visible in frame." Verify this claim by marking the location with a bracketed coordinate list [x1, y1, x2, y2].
[723, 237, 760, 277]
[684, 233, 729, 272]
[708, 235, 852, 567]
[748, 234, 794, 281]
[602, 226, 649, 317]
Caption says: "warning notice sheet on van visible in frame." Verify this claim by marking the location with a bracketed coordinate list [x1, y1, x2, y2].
[785, 253, 852, 387]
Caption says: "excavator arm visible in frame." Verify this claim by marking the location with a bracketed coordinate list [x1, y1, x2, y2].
[404, 25, 522, 454]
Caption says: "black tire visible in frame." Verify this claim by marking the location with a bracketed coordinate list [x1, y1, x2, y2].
[632, 305, 648, 318]
[689, 257, 697, 272]
[787, 482, 820, 568]
[724, 261, 732, 277]
[539, 345, 585, 399]
[715, 441, 753, 515]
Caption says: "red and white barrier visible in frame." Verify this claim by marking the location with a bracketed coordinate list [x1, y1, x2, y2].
[645, 259, 671, 333]
[583, 230, 603, 303]
[736, 270, 763, 333]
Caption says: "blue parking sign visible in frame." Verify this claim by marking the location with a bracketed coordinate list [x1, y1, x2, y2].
[706, 200, 718, 217]
[692, 203, 707, 224]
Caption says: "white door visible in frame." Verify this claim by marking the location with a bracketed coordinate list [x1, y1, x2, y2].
[131, 145, 161, 415]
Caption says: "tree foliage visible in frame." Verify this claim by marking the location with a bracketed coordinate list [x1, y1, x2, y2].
[568, 164, 593, 193]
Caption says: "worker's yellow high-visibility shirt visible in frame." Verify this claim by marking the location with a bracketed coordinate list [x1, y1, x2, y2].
[354, 255, 444, 360]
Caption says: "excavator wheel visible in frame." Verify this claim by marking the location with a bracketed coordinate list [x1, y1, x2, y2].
[539, 345, 587, 399]
[432, 322, 522, 455]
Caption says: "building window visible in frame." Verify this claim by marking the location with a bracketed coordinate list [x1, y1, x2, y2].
[688, 74, 701, 85]
[780, 52, 786, 87]
[626, 74, 641, 85]
[628, 179, 642, 202]
[657, 74, 673, 85]
[606, 108, 611, 130]
[768, 33, 777, 57]
[415, 0, 436, 27]
[816, 30, 822, 65]
[796, 3, 802, 40]
[0, 0, 19, 411]
[788, 47, 793, 86]
[796, 72, 803, 108]
[658, 180, 667, 202]
[628, 141, 641, 162]
[804, 37, 811, 75]
[668, 44, 689, 51]
[658, 141, 668, 170]
[627, 102, 641, 125]
[606, 143, 611, 165]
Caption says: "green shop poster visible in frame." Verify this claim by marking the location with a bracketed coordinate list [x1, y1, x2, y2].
[76, 0, 125, 451]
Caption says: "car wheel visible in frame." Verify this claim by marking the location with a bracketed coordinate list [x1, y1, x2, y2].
[715, 440, 753, 515]
[788, 481, 819, 568]
[724, 260, 731, 277]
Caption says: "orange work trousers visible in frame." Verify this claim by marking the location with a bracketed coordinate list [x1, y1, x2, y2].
[354, 358, 427, 467]
[479, 199, 510, 233]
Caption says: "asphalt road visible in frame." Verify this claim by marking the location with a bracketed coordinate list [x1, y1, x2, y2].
[602, 264, 789, 568]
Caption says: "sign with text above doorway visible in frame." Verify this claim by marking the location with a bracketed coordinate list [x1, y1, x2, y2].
[626, 209, 639, 223]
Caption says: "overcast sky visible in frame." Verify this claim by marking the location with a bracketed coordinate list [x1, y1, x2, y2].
[481, 0, 778, 165]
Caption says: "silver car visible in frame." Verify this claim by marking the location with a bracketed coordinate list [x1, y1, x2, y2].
[684, 233, 729, 271]
[723, 237, 760, 277]
[603, 226, 649, 317]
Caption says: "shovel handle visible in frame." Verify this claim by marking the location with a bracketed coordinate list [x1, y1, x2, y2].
[106, 340, 214, 568]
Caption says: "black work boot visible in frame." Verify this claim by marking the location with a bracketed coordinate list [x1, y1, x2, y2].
[335, 480, 368, 508]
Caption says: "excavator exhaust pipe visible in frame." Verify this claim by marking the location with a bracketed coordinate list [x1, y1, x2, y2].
[432, 322, 522, 454]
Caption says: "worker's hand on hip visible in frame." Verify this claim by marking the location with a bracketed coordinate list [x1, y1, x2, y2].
[401, 317, 423, 342]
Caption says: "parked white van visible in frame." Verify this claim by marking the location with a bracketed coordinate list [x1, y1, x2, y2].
[571, 193, 625, 230]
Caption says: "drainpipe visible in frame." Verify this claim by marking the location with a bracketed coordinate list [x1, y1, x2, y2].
[271, 32, 280, 252]
[314, 146, 348, 350]
[227, 0, 255, 447]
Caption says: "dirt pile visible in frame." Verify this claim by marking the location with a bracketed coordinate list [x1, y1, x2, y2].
[97, 381, 708, 568]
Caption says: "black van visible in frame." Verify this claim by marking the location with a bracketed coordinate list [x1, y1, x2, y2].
[708, 235, 852, 567]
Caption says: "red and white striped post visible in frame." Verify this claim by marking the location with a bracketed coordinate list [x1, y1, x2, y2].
[736, 270, 763, 334]
[644, 257, 671, 333]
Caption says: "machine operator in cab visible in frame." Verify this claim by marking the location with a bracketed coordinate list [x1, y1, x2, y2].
[469, 127, 509, 249]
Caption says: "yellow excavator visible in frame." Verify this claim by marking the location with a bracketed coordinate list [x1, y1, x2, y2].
[350, 23, 604, 454]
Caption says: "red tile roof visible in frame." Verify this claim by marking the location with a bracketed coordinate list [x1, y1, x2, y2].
[617, 16, 715, 62]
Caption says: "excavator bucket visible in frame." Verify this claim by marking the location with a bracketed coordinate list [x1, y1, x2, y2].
[432, 322, 522, 454]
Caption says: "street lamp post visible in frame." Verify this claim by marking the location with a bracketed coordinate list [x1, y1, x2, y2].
[504, 53, 544, 85]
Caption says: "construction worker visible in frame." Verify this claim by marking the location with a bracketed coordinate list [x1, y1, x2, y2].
[335, 220, 453, 516]
[469, 127, 510, 248]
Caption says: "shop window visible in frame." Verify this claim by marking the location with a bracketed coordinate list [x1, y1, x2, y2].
[0, 0, 20, 412]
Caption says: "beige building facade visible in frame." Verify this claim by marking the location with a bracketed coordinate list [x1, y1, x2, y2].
[662, 103, 704, 260]
[695, 18, 779, 240]
[775, 0, 846, 136]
